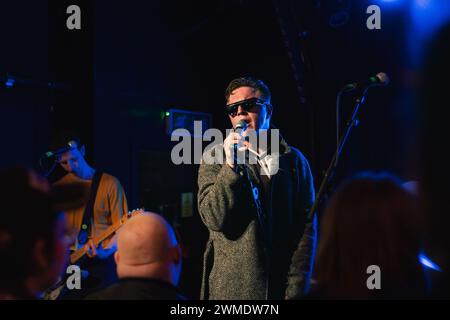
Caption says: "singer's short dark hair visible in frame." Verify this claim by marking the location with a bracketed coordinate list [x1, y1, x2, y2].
[225, 77, 271, 103]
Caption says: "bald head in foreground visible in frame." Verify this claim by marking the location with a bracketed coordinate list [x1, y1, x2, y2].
[86, 212, 184, 300]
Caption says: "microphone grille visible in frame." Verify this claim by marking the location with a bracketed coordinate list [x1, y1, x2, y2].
[376, 72, 390, 86]
[235, 120, 247, 130]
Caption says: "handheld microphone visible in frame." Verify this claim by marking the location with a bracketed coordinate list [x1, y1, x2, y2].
[233, 120, 248, 172]
[343, 72, 390, 91]
[234, 120, 248, 133]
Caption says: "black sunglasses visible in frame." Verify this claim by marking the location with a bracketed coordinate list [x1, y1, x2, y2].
[225, 97, 269, 117]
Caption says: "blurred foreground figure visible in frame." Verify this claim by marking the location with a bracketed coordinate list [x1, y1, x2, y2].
[0, 167, 83, 299]
[311, 173, 427, 299]
[419, 23, 450, 299]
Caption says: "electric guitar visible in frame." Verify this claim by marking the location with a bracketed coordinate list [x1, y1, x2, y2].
[43, 208, 145, 300]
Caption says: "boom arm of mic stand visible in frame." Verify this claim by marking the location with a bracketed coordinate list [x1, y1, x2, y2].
[307, 88, 369, 221]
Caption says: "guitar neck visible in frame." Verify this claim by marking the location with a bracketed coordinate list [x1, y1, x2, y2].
[69, 218, 124, 264]
[69, 209, 143, 264]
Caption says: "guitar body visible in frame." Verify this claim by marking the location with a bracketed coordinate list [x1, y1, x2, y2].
[42, 209, 144, 300]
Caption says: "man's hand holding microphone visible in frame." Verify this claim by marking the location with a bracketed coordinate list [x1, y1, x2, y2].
[224, 120, 248, 170]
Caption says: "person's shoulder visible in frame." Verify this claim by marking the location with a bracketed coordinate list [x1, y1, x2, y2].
[99, 173, 125, 193]
[286, 146, 309, 164]
[84, 284, 121, 300]
[288, 146, 305, 157]
[53, 174, 69, 186]
[100, 172, 121, 185]
[54, 173, 81, 185]
[284, 146, 314, 179]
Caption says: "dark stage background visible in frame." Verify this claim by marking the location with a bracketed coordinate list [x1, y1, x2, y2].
[1, 0, 449, 298]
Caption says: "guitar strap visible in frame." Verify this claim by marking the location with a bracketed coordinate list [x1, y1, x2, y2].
[78, 171, 103, 246]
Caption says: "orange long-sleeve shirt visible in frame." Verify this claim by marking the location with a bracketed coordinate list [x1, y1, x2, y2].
[55, 172, 128, 250]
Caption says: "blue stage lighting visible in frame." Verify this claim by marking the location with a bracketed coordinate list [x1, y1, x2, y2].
[5, 77, 15, 88]
[374, 0, 405, 9]
[419, 253, 442, 272]
[415, 0, 430, 8]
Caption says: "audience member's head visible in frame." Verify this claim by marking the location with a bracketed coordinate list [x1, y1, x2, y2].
[0, 167, 70, 299]
[314, 172, 426, 299]
[114, 212, 182, 287]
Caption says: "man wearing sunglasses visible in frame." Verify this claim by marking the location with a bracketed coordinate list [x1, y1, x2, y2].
[198, 76, 316, 300]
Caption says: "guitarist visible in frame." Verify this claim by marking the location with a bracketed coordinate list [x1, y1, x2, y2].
[51, 137, 128, 298]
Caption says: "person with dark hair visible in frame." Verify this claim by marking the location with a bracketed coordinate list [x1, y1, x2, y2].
[418, 23, 450, 299]
[198, 76, 316, 299]
[50, 136, 128, 298]
[0, 167, 81, 299]
[310, 172, 427, 299]
[224, 77, 272, 103]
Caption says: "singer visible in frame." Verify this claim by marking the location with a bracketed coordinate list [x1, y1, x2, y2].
[197, 76, 316, 299]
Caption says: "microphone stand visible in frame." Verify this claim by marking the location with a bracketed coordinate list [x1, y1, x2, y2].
[39, 154, 58, 178]
[307, 87, 369, 221]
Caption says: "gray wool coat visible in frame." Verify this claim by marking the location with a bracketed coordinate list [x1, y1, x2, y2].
[197, 137, 316, 300]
